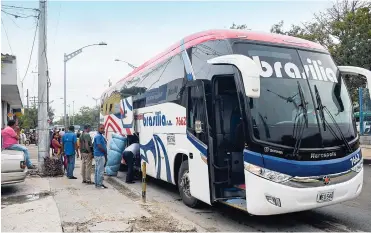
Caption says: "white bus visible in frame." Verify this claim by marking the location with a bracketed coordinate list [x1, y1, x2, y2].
[100, 29, 370, 215]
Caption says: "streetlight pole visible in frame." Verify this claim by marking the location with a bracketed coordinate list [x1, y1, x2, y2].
[114, 59, 137, 69]
[92, 97, 100, 127]
[67, 104, 71, 126]
[72, 100, 75, 125]
[64, 42, 107, 129]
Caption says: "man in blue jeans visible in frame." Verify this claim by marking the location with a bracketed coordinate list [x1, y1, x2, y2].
[93, 124, 108, 189]
[62, 125, 78, 179]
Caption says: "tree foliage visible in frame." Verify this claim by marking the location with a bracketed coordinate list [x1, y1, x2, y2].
[230, 23, 250, 30]
[53, 105, 100, 128]
[268, 0, 371, 103]
[18, 108, 38, 129]
[18, 107, 55, 129]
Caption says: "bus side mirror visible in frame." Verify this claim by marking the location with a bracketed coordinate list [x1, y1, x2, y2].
[338, 66, 371, 97]
[207, 55, 261, 98]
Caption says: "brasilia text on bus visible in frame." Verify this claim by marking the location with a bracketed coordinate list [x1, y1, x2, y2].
[252, 56, 338, 83]
[143, 111, 172, 127]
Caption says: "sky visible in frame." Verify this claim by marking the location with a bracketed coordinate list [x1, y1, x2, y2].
[1, 0, 334, 121]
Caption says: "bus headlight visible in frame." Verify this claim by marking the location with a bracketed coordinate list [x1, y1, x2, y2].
[351, 159, 363, 173]
[245, 163, 292, 183]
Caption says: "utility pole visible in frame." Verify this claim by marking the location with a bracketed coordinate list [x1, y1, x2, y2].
[92, 97, 100, 127]
[67, 104, 71, 126]
[26, 89, 29, 109]
[47, 79, 50, 115]
[72, 100, 75, 125]
[37, 0, 48, 171]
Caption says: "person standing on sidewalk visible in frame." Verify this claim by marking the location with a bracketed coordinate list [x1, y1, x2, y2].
[1, 120, 36, 169]
[80, 125, 94, 184]
[62, 125, 78, 179]
[93, 124, 108, 189]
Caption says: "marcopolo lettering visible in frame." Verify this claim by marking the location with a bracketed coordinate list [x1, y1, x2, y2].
[143, 111, 172, 127]
[252, 56, 337, 83]
[310, 152, 337, 159]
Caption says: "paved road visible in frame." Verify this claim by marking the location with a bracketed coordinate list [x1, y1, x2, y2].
[111, 165, 371, 232]
[8, 145, 371, 232]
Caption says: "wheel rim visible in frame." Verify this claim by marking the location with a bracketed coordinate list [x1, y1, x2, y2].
[180, 170, 191, 198]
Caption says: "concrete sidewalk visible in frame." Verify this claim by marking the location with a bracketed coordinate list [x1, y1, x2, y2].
[2, 145, 199, 232]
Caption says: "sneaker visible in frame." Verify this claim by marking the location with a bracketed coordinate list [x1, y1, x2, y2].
[68, 176, 78, 179]
[28, 165, 37, 169]
[101, 184, 108, 189]
[82, 180, 87, 183]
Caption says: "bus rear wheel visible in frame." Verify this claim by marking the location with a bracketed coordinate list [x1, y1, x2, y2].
[178, 160, 199, 208]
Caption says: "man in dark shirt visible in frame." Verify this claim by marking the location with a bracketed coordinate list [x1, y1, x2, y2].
[62, 126, 78, 179]
[80, 125, 93, 184]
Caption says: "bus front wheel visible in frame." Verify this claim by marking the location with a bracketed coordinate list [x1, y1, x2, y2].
[178, 160, 199, 208]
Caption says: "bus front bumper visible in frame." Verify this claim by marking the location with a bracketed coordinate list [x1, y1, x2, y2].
[245, 168, 363, 215]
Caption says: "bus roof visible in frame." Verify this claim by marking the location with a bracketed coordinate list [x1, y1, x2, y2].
[107, 29, 327, 95]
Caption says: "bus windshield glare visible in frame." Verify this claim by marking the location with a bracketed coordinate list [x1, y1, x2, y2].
[233, 43, 356, 148]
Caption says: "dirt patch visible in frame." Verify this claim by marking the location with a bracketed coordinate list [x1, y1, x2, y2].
[132, 205, 197, 232]
[66, 187, 79, 196]
[107, 177, 198, 232]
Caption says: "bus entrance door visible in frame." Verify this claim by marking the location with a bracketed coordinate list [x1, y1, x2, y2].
[186, 81, 212, 205]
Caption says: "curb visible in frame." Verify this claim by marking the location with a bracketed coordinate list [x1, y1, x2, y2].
[106, 176, 143, 197]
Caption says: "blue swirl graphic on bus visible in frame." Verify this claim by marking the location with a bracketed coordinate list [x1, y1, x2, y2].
[140, 135, 172, 182]
[143, 111, 173, 127]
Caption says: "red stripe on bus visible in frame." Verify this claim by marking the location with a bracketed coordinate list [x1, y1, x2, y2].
[111, 30, 326, 88]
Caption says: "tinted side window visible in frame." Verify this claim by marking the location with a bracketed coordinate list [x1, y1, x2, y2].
[191, 40, 233, 80]
[125, 54, 186, 107]
[187, 85, 208, 144]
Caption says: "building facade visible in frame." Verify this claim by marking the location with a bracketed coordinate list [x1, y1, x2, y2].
[1, 54, 24, 128]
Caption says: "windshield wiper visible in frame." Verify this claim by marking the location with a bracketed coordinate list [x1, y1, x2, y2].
[267, 89, 299, 110]
[314, 85, 352, 153]
[292, 81, 309, 157]
[258, 113, 271, 139]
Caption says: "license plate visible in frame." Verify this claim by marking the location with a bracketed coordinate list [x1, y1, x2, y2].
[316, 191, 334, 203]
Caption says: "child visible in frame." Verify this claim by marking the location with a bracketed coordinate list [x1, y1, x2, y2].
[76, 132, 81, 159]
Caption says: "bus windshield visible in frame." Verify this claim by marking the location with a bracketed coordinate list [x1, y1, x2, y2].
[233, 43, 356, 148]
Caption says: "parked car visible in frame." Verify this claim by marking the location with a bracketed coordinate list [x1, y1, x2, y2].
[356, 121, 371, 133]
[1, 150, 27, 185]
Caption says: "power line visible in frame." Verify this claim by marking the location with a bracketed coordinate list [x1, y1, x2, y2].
[3, 12, 22, 29]
[22, 14, 40, 83]
[3, 10, 38, 30]
[1, 9, 37, 19]
[1, 4, 39, 11]
[1, 19, 13, 54]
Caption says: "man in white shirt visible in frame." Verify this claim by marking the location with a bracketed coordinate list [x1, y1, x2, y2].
[59, 128, 65, 137]
[122, 142, 139, 184]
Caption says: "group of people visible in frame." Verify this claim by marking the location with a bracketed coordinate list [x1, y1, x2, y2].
[53, 124, 108, 189]
[2, 120, 140, 188]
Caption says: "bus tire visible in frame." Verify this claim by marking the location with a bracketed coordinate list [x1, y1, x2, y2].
[178, 160, 199, 208]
